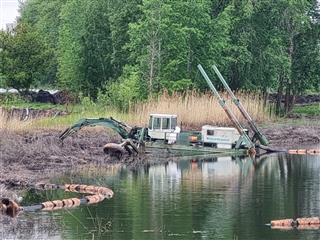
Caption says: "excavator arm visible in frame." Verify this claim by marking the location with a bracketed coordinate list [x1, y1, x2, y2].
[59, 117, 131, 141]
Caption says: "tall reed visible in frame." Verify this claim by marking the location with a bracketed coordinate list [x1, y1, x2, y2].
[129, 90, 274, 128]
[0, 91, 274, 130]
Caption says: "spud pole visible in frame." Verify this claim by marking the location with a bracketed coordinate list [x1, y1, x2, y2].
[211, 65, 269, 146]
[197, 64, 254, 150]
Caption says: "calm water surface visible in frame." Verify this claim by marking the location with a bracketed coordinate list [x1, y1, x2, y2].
[1, 153, 320, 240]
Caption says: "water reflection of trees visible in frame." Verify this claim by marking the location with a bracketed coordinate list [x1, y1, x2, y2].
[231, 154, 320, 239]
[15, 154, 319, 239]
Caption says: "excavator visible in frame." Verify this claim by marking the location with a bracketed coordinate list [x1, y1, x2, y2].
[59, 117, 148, 157]
[59, 64, 274, 158]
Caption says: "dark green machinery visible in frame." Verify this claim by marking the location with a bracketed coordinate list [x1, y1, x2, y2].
[60, 117, 149, 144]
[59, 115, 249, 157]
[59, 117, 133, 141]
[211, 65, 269, 146]
[197, 64, 255, 151]
[197, 64, 269, 148]
[59, 64, 270, 157]
[59, 117, 148, 156]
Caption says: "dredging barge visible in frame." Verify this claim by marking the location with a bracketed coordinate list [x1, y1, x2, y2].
[59, 65, 270, 157]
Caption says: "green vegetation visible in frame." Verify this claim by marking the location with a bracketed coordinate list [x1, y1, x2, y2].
[292, 103, 320, 116]
[0, 94, 64, 110]
[0, 0, 319, 114]
[0, 23, 48, 92]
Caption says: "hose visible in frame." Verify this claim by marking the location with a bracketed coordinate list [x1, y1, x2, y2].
[1, 183, 114, 218]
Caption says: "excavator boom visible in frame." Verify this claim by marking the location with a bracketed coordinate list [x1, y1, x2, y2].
[59, 118, 131, 141]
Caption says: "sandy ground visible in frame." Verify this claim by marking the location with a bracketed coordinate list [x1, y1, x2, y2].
[0, 122, 319, 188]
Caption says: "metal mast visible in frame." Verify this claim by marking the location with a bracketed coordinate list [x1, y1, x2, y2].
[211, 65, 269, 146]
[197, 64, 255, 150]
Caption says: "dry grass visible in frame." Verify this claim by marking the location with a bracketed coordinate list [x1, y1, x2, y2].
[0, 108, 33, 131]
[129, 90, 274, 128]
[0, 91, 274, 131]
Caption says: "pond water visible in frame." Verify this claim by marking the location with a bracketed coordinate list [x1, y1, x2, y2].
[1, 153, 320, 240]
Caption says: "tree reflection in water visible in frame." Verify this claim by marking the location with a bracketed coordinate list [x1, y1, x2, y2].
[1, 154, 319, 240]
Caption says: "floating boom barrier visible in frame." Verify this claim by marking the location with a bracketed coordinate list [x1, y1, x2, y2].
[287, 149, 320, 155]
[257, 144, 320, 156]
[268, 217, 320, 230]
[0, 183, 114, 218]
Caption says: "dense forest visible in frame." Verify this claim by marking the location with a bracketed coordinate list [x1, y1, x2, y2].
[0, 0, 319, 112]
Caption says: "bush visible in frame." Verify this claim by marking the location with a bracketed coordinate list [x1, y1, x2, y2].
[104, 66, 146, 111]
[162, 79, 194, 94]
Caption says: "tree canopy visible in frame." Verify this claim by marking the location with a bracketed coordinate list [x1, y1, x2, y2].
[0, 23, 48, 92]
[0, 0, 319, 111]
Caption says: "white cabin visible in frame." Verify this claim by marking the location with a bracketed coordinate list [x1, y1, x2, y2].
[201, 125, 241, 149]
[148, 114, 177, 140]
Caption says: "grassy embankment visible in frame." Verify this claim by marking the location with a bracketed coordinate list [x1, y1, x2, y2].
[291, 103, 320, 116]
[1, 91, 274, 131]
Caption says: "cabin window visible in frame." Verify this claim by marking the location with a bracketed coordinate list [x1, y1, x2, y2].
[207, 130, 214, 135]
[171, 117, 177, 129]
[162, 118, 170, 129]
[153, 117, 161, 129]
[148, 117, 153, 129]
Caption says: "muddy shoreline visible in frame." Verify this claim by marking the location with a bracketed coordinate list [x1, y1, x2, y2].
[0, 122, 319, 188]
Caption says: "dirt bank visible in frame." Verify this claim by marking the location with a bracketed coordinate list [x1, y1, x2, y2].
[262, 122, 320, 148]
[0, 128, 166, 187]
[0, 123, 319, 188]
[0, 129, 117, 186]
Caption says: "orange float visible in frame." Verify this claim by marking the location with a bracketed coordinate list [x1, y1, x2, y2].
[271, 219, 294, 227]
[270, 217, 320, 230]
[1, 183, 114, 217]
[288, 149, 320, 155]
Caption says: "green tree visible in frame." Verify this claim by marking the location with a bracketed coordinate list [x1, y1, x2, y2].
[81, 0, 113, 99]
[58, 0, 113, 99]
[222, 0, 255, 90]
[127, 0, 214, 94]
[7, 0, 318, 112]
[0, 23, 47, 92]
[57, 0, 86, 93]
[108, 0, 142, 79]
[127, 0, 170, 93]
[211, 0, 317, 113]
[291, 0, 320, 94]
[105, 65, 145, 111]
[277, 0, 313, 112]
[161, 0, 214, 90]
[19, 0, 66, 86]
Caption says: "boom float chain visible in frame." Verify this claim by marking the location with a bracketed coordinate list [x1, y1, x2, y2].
[0, 183, 114, 217]
[269, 217, 320, 230]
[287, 149, 320, 155]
